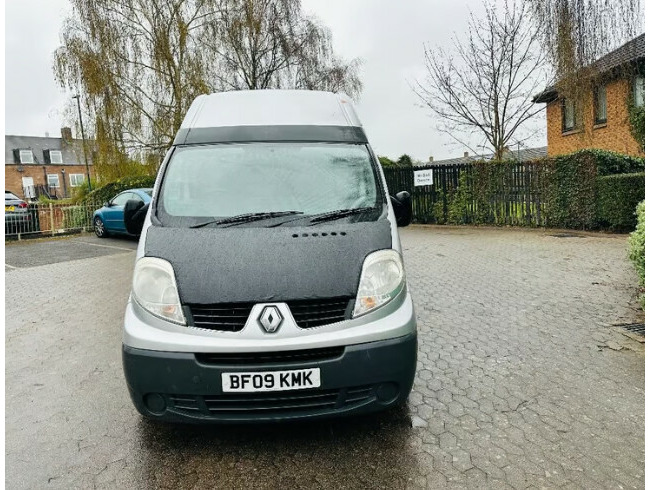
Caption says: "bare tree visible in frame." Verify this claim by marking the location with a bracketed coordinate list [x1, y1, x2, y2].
[413, 1, 547, 161]
[206, 0, 362, 98]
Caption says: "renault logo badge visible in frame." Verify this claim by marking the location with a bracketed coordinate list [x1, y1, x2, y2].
[259, 306, 283, 333]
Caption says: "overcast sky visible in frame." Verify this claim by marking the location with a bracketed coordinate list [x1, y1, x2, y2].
[5, 0, 547, 161]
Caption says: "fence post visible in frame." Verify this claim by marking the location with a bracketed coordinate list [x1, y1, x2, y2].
[441, 167, 448, 222]
[49, 203, 55, 237]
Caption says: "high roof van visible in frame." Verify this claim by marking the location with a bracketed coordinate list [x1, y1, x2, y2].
[122, 90, 417, 422]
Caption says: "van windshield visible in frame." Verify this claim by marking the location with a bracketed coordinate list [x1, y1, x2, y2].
[157, 143, 383, 226]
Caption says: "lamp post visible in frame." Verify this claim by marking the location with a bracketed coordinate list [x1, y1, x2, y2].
[72, 95, 92, 192]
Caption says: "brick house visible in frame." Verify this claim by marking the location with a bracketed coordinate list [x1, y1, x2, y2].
[533, 34, 645, 157]
[5, 127, 96, 200]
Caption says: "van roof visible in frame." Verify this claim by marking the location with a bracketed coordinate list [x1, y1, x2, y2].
[180, 90, 362, 129]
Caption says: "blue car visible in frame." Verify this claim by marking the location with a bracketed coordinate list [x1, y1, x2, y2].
[93, 188, 152, 238]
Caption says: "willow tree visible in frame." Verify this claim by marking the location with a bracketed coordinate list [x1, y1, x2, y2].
[55, 0, 362, 180]
[206, 0, 362, 98]
[54, 0, 221, 179]
[527, 0, 643, 98]
[414, 1, 547, 161]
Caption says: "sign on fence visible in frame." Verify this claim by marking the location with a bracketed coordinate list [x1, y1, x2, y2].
[413, 169, 433, 186]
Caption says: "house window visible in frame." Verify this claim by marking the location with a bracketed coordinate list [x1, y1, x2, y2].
[50, 150, 63, 164]
[47, 174, 60, 188]
[562, 98, 576, 132]
[594, 85, 607, 124]
[19, 150, 34, 164]
[633, 76, 645, 107]
[69, 174, 85, 187]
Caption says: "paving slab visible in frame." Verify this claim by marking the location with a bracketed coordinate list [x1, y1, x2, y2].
[5, 226, 645, 488]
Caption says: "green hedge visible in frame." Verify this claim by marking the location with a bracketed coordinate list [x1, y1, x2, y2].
[596, 173, 646, 231]
[629, 201, 645, 300]
[384, 149, 644, 230]
[571, 148, 644, 176]
[78, 175, 156, 205]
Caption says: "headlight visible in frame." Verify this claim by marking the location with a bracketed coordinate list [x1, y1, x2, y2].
[353, 249, 405, 317]
[132, 257, 186, 325]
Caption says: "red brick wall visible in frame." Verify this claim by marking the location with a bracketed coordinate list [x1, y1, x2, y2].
[5, 164, 95, 200]
[545, 78, 644, 158]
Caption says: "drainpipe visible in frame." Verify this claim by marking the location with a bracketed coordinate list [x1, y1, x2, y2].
[61, 169, 67, 198]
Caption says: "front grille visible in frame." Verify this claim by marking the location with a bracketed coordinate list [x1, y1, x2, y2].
[286, 297, 353, 328]
[186, 303, 254, 332]
[167, 385, 375, 417]
[186, 296, 353, 331]
[196, 346, 345, 365]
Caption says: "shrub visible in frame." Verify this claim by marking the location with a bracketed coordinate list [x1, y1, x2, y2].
[78, 175, 156, 205]
[62, 205, 95, 229]
[629, 201, 645, 307]
[541, 153, 598, 229]
[596, 173, 645, 231]
[571, 148, 645, 176]
[70, 177, 101, 202]
[448, 171, 472, 224]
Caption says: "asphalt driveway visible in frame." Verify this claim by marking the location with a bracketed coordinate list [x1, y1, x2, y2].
[5, 227, 644, 489]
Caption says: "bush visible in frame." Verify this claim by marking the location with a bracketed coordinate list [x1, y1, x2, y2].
[78, 175, 156, 205]
[70, 177, 101, 202]
[571, 148, 645, 176]
[62, 205, 95, 229]
[596, 173, 645, 231]
[629, 201, 645, 306]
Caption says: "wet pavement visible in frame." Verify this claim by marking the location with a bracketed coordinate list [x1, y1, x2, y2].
[5, 227, 645, 489]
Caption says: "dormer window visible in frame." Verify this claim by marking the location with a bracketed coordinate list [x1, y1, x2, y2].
[19, 150, 33, 164]
[49, 150, 63, 164]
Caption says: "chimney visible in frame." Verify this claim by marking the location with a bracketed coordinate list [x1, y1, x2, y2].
[463, 151, 469, 158]
[429, 156, 434, 163]
[45, 132, 49, 138]
[61, 127, 73, 143]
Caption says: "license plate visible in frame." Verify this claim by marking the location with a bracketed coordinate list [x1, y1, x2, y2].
[5, 206, 14, 212]
[222, 368, 321, 393]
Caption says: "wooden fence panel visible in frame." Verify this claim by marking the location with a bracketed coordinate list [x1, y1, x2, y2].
[383, 162, 551, 227]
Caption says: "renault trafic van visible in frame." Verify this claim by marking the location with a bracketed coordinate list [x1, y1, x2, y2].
[122, 90, 417, 422]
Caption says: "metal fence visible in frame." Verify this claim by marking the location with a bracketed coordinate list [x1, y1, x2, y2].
[5, 201, 103, 239]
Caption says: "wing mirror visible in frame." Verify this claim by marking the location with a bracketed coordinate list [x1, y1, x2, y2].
[124, 199, 149, 235]
[391, 191, 412, 227]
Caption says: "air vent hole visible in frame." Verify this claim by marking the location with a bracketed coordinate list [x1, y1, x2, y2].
[292, 234, 299, 238]
[331, 232, 337, 236]
[340, 232, 347, 236]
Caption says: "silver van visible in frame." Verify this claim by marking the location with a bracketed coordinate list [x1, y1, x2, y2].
[122, 90, 417, 422]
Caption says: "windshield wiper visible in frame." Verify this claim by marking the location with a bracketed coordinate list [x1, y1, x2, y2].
[309, 207, 375, 224]
[190, 211, 303, 229]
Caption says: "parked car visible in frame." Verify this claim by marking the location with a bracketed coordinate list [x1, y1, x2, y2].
[122, 90, 417, 424]
[92, 188, 152, 237]
[5, 190, 31, 234]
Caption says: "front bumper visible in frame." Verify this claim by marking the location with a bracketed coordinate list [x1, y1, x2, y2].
[123, 333, 417, 423]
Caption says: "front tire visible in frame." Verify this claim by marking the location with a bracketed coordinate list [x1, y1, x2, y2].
[94, 216, 109, 238]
